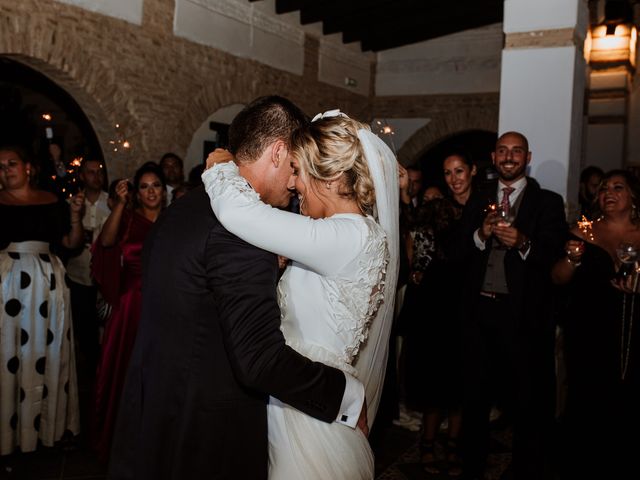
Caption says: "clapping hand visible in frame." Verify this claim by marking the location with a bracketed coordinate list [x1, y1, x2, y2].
[398, 163, 408, 191]
[206, 148, 234, 170]
[493, 224, 526, 249]
[398, 163, 411, 205]
[69, 190, 85, 215]
[115, 179, 131, 206]
[479, 210, 497, 241]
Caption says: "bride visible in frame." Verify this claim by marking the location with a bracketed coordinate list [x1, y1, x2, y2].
[202, 111, 399, 479]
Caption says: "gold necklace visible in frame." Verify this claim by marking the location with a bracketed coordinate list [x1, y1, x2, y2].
[621, 293, 634, 381]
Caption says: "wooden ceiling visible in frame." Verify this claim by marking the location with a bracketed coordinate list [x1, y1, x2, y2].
[251, 0, 504, 51]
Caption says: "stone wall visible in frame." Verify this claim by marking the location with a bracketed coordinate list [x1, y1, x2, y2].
[373, 93, 499, 164]
[0, 0, 371, 177]
[0, 0, 500, 175]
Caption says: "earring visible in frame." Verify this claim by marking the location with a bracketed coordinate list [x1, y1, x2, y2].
[632, 204, 638, 220]
[326, 181, 332, 189]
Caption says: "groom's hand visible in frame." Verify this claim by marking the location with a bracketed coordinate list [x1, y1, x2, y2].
[357, 399, 369, 437]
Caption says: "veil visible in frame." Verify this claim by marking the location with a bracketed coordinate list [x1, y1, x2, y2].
[354, 128, 400, 428]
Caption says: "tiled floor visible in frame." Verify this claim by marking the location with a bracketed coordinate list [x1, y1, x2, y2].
[0, 361, 514, 480]
[0, 443, 106, 480]
[0, 422, 513, 480]
[374, 426, 512, 480]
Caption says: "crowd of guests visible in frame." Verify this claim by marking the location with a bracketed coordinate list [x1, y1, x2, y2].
[1, 128, 639, 479]
[0, 146, 202, 461]
[389, 133, 639, 479]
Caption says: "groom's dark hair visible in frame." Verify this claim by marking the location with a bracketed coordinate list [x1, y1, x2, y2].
[228, 96, 308, 164]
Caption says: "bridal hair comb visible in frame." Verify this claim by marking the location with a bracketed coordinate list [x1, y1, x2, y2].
[311, 109, 349, 122]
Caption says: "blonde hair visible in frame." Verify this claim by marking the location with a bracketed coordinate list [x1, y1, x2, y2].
[290, 116, 375, 215]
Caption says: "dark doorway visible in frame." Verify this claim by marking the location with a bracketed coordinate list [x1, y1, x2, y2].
[0, 56, 104, 196]
[416, 130, 497, 193]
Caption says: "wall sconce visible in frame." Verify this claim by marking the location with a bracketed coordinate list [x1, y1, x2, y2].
[585, 22, 637, 69]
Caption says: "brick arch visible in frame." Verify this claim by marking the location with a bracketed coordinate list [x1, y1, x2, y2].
[179, 74, 287, 154]
[397, 109, 499, 166]
[179, 73, 370, 155]
[178, 73, 335, 154]
[0, 17, 141, 179]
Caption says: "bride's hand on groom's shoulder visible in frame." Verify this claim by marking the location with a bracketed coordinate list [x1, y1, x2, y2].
[357, 399, 369, 437]
[205, 148, 234, 170]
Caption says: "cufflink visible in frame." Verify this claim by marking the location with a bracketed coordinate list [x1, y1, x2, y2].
[341, 415, 348, 422]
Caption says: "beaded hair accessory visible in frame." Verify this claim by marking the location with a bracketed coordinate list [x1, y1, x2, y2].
[311, 109, 349, 122]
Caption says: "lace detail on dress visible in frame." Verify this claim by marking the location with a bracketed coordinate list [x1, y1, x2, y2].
[202, 162, 261, 204]
[345, 217, 388, 363]
[276, 216, 388, 372]
[323, 217, 388, 366]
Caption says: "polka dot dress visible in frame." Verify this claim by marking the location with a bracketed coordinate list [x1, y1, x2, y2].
[0, 246, 80, 455]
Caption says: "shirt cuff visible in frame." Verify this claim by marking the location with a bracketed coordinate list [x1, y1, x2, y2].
[335, 372, 365, 429]
[473, 229, 486, 251]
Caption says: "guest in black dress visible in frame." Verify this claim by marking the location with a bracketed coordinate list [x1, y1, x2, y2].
[552, 169, 640, 478]
[0, 145, 84, 455]
[402, 151, 476, 476]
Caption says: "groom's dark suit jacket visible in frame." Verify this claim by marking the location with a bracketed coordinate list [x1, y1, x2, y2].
[108, 187, 346, 480]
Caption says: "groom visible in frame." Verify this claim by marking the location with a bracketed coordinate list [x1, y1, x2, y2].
[108, 96, 365, 480]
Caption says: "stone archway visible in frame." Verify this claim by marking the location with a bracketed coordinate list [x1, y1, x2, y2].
[0, 16, 141, 179]
[397, 109, 499, 166]
[179, 71, 370, 156]
[178, 73, 298, 155]
[179, 79, 254, 155]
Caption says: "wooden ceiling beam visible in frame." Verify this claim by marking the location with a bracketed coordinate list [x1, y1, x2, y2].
[263, 0, 503, 52]
[322, 0, 485, 36]
[299, 0, 394, 25]
[361, 9, 502, 51]
[274, 0, 307, 15]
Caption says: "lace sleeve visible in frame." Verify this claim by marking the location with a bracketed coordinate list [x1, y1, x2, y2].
[202, 162, 363, 275]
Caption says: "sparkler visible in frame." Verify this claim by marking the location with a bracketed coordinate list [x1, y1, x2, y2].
[110, 124, 131, 153]
[373, 119, 396, 153]
[577, 215, 594, 241]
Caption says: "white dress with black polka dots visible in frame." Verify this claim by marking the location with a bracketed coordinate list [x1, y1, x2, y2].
[0, 242, 80, 455]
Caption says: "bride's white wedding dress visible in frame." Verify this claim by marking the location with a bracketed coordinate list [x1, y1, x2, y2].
[202, 161, 389, 479]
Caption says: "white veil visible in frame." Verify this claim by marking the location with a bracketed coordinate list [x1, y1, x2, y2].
[354, 128, 400, 428]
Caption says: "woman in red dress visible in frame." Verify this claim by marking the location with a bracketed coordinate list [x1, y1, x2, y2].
[91, 162, 166, 461]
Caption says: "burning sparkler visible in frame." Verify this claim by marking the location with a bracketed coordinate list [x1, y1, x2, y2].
[577, 215, 594, 241]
